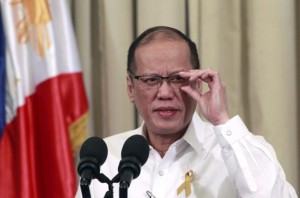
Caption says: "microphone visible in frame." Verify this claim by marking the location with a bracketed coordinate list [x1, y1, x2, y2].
[118, 135, 150, 188]
[77, 136, 108, 186]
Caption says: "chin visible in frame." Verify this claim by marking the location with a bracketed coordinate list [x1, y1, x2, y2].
[154, 123, 186, 134]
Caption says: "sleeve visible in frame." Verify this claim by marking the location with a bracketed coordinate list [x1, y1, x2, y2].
[213, 115, 298, 198]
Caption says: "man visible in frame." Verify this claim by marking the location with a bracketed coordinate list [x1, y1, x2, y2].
[76, 26, 297, 197]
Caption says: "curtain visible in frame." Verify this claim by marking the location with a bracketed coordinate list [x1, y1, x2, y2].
[71, 0, 299, 193]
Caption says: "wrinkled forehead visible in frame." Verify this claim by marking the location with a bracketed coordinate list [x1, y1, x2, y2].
[128, 29, 196, 73]
[134, 41, 192, 75]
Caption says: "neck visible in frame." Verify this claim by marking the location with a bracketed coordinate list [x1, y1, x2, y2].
[144, 127, 186, 158]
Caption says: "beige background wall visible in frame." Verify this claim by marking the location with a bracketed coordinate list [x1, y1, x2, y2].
[71, 0, 299, 193]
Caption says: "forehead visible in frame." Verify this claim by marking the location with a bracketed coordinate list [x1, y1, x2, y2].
[134, 40, 192, 73]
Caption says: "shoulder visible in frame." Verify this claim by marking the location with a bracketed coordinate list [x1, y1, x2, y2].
[103, 129, 142, 157]
[104, 129, 141, 144]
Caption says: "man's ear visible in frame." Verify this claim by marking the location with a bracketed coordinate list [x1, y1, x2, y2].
[127, 76, 135, 103]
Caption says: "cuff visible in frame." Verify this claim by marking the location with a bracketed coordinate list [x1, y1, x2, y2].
[213, 115, 250, 148]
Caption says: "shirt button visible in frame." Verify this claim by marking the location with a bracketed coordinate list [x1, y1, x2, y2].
[158, 171, 164, 176]
[226, 130, 232, 136]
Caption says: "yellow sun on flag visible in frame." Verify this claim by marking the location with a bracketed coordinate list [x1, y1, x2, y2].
[11, 0, 52, 58]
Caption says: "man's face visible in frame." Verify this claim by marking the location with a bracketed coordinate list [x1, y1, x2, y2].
[127, 40, 197, 136]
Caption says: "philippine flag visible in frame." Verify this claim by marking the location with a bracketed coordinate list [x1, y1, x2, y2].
[0, 1, 88, 198]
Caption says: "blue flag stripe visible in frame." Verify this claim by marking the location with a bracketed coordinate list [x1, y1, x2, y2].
[0, 7, 6, 138]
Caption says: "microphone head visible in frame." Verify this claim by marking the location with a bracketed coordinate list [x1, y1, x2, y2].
[79, 136, 108, 166]
[121, 134, 149, 166]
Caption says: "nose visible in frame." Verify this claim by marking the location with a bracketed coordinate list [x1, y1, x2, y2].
[157, 80, 174, 100]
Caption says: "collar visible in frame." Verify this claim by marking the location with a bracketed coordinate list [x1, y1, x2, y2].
[182, 112, 215, 154]
[137, 112, 215, 155]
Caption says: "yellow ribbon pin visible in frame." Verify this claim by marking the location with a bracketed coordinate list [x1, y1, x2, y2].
[177, 170, 194, 197]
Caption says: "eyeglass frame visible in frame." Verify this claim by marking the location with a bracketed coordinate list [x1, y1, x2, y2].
[127, 71, 191, 89]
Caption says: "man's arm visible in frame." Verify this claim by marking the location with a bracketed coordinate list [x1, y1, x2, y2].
[180, 69, 297, 197]
[213, 116, 297, 197]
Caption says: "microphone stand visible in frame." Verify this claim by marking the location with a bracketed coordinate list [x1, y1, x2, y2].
[111, 173, 128, 198]
[119, 181, 128, 198]
[80, 184, 91, 198]
[95, 173, 114, 198]
[80, 173, 124, 198]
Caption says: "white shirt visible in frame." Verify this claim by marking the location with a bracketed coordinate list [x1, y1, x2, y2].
[76, 113, 297, 198]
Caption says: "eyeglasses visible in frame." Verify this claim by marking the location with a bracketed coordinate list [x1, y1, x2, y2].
[128, 72, 190, 89]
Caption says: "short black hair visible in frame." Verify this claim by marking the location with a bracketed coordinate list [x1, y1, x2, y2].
[127, 26, 200, 73]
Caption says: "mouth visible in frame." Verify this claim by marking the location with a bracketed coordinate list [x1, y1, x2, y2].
[154, 106, 179, 117]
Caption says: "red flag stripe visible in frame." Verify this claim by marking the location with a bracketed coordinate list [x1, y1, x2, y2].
[0, 72, 88, 198]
